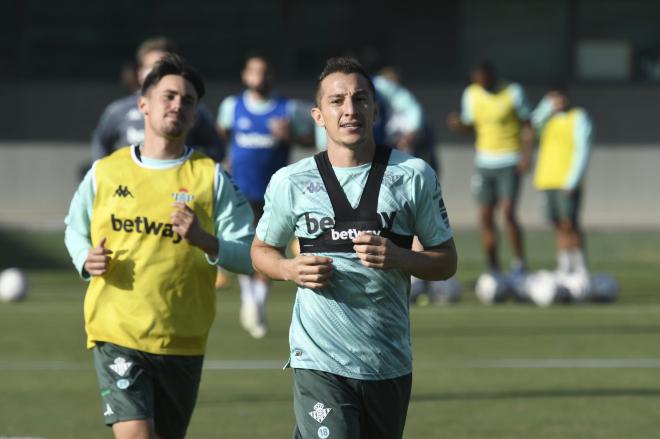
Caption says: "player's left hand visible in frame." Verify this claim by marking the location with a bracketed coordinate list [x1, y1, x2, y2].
[352, 233, 404, 270]
[171, 202, 205, 247]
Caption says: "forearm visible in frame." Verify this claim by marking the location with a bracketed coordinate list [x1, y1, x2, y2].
[251, 239, 290, 281]
[213, 237, 254, 274]
[398, 240, 457, 280]
[64, 226, 92, 280]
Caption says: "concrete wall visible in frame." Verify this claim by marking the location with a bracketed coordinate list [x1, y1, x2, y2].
[2, 81, 660, 144]
[1, 143, 657, 230]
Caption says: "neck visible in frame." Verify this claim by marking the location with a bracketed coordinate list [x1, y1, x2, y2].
[141, 134, 186, 160]
[246, 89, 269, 102]
[326, 140, 376, 168]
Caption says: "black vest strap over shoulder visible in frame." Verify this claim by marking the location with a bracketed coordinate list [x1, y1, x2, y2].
[298, 145, 413, 253]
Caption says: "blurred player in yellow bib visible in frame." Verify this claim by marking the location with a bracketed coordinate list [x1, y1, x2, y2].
[532, 83, 592, 275]
[448, 61, 533, 279]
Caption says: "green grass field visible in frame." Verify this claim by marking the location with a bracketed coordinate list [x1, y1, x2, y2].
[1, 229, 659, 438]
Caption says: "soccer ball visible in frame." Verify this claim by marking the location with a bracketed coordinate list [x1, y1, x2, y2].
[0, 268, 29, 303]
[475, 272, 510, 305]
[526, 270, 559, 307]
[410, 277, 429, 305]
[590, 273, 619, 303]
[557, 271, 592, 302]
[429, 276, 462, 304]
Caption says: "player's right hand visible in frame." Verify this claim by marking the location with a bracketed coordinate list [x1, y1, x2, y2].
[84, 237, 113, 276]
[282, 255, 333, 290]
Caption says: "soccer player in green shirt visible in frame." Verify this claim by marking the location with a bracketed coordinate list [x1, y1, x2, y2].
[251, 57, 457, 439]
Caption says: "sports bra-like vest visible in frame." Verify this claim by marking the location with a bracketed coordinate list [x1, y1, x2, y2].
[298, 145, 414, 253]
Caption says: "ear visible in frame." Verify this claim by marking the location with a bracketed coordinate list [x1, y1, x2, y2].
[138, 95, 148, 116]
[373, 99, 380, 122]
[311, 106, 325, 128]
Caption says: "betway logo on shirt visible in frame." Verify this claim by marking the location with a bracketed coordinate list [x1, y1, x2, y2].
[330, 228, 381, 240]
[304, 211, 398, 236]
[235, 132, 276, 149]
[111, 214, 182, 244]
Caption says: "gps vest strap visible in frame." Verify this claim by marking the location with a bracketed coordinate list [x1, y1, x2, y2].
[298, 145, 413, 253]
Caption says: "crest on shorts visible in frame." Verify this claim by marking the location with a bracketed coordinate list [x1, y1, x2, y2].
[109, 357, 133, 377]
[309, 402, 332, 423]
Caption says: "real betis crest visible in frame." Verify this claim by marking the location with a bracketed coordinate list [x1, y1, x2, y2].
[309, 402, 332, 423]
[172, 188, 194, 203]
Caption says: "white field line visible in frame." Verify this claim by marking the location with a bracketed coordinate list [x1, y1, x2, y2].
[2, 358, 660, 372]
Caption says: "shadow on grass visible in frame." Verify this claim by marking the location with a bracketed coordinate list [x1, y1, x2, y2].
[0, 228, 69, 269]
[413, 387, 660, 402]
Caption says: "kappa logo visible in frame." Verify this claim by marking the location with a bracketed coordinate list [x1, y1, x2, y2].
[309, 402, 332, 423]
[305, 181, 326, 194]
[237, 117, 252, 130]
[109, 357, 133, 377]
[104, 403, 114, 417]
[171, 187, 194, 203]
[114, 185, 134, 198]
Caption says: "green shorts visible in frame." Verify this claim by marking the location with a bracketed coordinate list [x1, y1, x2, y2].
[543, 188, 582, 225]
[292, 368, 412, 439]
[472, 165, 521, 207]
[93, 342, 203, 439]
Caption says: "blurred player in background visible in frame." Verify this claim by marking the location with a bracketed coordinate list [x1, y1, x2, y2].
[91, 36, 224, 162]
[65, 54, 254, 439]
[532, 83, 592, 275]
[251, 56, 457, 439]
[216, 52, 313, 338]
[448, 61, 533, 280]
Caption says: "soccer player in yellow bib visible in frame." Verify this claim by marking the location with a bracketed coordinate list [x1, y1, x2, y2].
[448, 61, 533, 279]
[532, 84, 592, 275]
[65, 54, 254, 439]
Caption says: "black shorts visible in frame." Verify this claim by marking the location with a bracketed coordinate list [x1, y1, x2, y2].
[292, 368, 412, 439]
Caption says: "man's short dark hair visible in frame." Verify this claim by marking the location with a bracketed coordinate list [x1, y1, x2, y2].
[548, 80, 568, 94]
[315, 57, 375, 105]
[136, 36, 178, 67]
[141, 53, 205, 100]
[244, 50, 271, 67]
[473, 60, 496, 78]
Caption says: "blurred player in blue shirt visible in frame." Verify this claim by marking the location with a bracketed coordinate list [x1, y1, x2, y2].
[217, 53, 313, 338]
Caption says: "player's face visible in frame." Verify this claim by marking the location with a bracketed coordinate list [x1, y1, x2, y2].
[472, 68, 494, 89]
[138, 50, 167, 85]
[548, 91, 569, 111]
[139, 74, 198, 140]
[242, 58, 271, 95]
[311, 72, 376, 150]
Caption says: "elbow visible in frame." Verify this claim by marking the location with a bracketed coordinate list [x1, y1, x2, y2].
[438, 246, 458, 281]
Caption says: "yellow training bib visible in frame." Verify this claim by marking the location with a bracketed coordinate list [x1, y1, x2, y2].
[468, 83, 523, 154]
[534, 109, 580, 189]
[85, 146, 217, 355]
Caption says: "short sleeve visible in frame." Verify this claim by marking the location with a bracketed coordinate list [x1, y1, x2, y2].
[510, 83, 531, 121]
[217, 95, 238, 130]
[256, 170, 297, 247]
[412, 163, 453, 247]
[460, 87, 474, 125]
